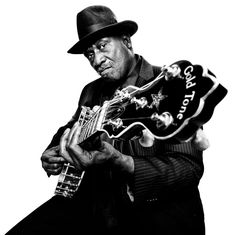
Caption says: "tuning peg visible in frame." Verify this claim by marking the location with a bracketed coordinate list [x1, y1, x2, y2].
[161, 64, 182, 80]
[106, 118, 124, 129]
[114, 89, 130, 99]
[131, 97, 148, 109]
[151, 112, 174, 129]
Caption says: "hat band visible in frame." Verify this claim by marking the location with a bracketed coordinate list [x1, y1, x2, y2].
[80, 22, 116, 39]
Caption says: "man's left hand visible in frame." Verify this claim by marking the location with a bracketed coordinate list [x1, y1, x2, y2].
[59, 121, 134, 174]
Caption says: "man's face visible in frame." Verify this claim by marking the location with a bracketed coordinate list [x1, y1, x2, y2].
[84, 36, 133, 81]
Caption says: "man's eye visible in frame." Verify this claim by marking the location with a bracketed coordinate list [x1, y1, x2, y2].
[99, 43, 106, 50]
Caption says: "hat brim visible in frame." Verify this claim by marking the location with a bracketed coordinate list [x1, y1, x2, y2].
[67, 20, 138, 54]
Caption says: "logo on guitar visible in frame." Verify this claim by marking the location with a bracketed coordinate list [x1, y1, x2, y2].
[177, 65, 196, 120]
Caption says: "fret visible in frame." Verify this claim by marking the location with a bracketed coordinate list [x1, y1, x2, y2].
[96, 101, 109, 130]
[55, 187, 77, 198]
[91, 112, 98, 134]
[89, 107, 101, 136]
[56, 186, 77, 192]
[86, 110, 94, 137]
[63, 169, 82, 177]
[54, 191, 73, 198]
[86, 117, 95, 138]
[62, 165, 74, 176]
[57, 183, 80, 191]
[83, 123, 90, 140]
[60, 172, 82, 179]
[76, 106, 87, 144]
[80, 106, 88, 125]
[79, 107, 92, 142]
[63, 163, 78, 169]
[78, 126, 85, 143]
[93, 110, 100, 134]
[80, 109, 97, 142]
[58, 181, 79, 187]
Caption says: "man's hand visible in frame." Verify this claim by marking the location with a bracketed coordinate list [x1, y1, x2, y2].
[41, 146, 65, 176]
[59, 121, 134, 174]
[191, 128, 210, 151]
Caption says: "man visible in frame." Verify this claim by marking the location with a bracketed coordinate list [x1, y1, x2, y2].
[7, 5, 209, 235]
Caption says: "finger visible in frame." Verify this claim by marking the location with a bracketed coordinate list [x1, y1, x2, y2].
[42, 161, 63, 170]
[48, 145, 59, 152]
[46, 167, 63, 175]
[45, 156, 65, 164]
[66, 122, 80, 147]
[192, 128, 210, 151]
[59, 128, 74, 164]
[41, 146, 59, 159]
[67, 124, 85, 159]
[67, 126, 90, 168]
[70, 122, 82, 148]
[42, 161, 63, 175]
[59, 128, 70, 155]
[42, 146, 59, 156]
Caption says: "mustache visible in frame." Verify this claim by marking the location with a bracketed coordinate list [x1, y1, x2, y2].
[95, 62, 112, 73]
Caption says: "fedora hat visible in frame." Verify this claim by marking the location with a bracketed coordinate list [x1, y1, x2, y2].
[67, 5, 138, 54]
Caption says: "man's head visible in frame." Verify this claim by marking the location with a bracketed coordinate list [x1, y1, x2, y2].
[84, 35, 134, 81]
[68, 5, 138, 81]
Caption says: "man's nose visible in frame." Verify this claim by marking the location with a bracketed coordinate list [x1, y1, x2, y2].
[93, 50, 106, 69]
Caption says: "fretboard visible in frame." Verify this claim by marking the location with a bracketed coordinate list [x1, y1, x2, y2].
[55, 104, 109, 198]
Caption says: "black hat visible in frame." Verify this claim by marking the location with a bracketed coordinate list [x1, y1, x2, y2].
[67, 5, 138, 54]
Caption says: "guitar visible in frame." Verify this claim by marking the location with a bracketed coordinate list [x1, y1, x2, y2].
[54, 60, 227, 198]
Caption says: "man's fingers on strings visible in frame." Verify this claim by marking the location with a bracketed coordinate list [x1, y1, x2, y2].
[59, 128, 70, 154]
[66, 121, 80, 148]
[70, 122, 82, 147]
[47, 166, 63, 175]
[47, 156, 65, 163]
[59, 128, 74, 164]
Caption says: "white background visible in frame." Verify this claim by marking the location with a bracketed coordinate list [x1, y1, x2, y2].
[0, 0, 235, 234]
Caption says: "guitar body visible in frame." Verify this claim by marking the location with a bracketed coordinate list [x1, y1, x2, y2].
[101, 60, 227, 141]
[55, 60, 227, 198]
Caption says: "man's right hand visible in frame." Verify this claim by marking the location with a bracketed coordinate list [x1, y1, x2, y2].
[41, 146, 66, 176]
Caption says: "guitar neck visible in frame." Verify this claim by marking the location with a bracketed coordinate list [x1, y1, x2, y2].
[55, 103, 109, 198]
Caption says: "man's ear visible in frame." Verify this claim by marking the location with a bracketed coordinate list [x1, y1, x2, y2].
[122, 35, 132, 49]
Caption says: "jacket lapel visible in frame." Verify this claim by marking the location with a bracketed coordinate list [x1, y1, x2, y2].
[135, 55, 162, 87]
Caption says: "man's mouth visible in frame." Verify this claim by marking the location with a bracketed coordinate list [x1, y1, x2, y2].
[98, 67, 111, 76]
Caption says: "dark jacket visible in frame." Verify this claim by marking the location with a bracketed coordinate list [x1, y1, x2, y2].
[46, 55, 205, 235]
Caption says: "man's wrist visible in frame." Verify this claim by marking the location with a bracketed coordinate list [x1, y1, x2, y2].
[112, 150, 134, 174]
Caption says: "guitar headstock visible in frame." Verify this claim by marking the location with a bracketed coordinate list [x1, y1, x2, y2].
[102, 60, 227, 141]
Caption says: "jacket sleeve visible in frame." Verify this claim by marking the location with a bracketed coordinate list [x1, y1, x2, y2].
[121, 139, 204, 203]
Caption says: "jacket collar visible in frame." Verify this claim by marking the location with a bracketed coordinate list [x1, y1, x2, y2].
[135, 54, 156, 87]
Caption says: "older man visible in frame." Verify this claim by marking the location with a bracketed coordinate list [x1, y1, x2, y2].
[7, 5, 225, 235]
